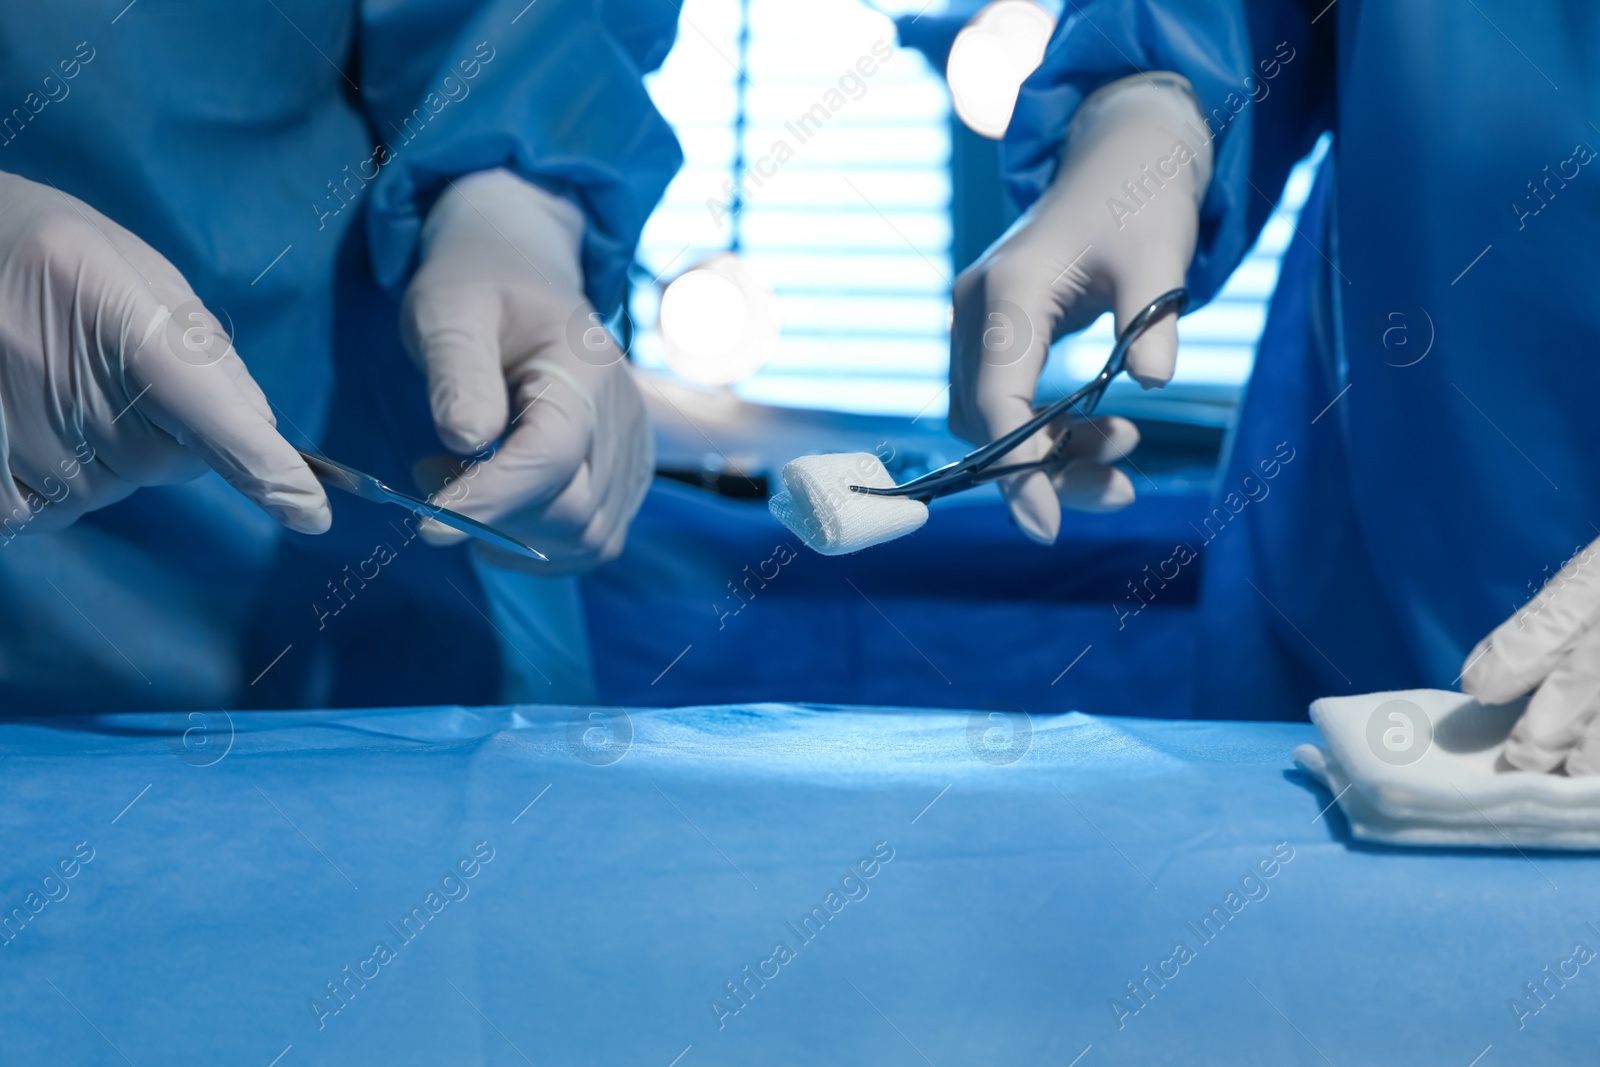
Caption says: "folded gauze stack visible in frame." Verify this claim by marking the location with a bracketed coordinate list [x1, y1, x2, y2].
[769, 453, 928, 555]
[1295, 688, 1600, 849]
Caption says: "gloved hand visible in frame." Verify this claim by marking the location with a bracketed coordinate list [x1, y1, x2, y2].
[0, 171, 329, 536]
[1462, 538, 1600, 774]
[949, 73, 1212, 543]
[401, 169, 653, 575]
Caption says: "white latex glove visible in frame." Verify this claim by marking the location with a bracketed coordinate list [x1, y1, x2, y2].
[949, 72, 1212, 544]
[0, 171, 329, 536]
[401, 169, 653, 575]
[1462, 538, 1600, 774]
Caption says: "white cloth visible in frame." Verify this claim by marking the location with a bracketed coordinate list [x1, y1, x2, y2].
[1295, 688, 1600, 849]
[768, 453, 928, 555]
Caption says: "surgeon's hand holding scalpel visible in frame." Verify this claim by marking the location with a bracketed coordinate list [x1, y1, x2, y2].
[948, 73, 1212, 544]
[1463, 536, 1600, 775]
[401, 169, 653, 576]
[0, 171, 330, 536]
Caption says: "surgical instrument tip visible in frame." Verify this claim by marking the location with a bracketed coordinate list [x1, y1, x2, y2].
[298, 450, 548, 562]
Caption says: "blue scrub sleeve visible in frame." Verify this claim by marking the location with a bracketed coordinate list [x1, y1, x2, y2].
[597, 0, 682, 72]
[358, 0, 683, 313]
[1003, 0, 1333, 303]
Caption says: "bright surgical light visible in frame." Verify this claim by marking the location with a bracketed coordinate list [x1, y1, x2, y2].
[658, 253, 779, 387]
[946, 0, 1056, 139]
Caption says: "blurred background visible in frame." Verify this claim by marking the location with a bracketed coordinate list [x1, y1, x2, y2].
[630, 0, 1323, 424]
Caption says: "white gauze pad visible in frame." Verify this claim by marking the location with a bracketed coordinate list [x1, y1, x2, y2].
[768, 453, 928, 555]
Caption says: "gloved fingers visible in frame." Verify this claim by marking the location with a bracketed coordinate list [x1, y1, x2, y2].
[538, 462, 609, 564]
[0, 179, 317, 532]
[0, 414, 170, 531]
[531, 452, 640, 572]
[0, 465, 68, 536]
[115, 221, 280, 436]
[993, 467, 1058, 545]
[534, 369, 652, 573]
[981, 402, 1141, 541]
[424, 359, 593, 533]
[457, 462, 605, 576]
[155, 395, 328, 533]
[425, 371, 650, 577]
[1501, 623, 1600, 773]
[948, 263, 1056, 447]
[561, 393, 651, 568]
[1113, 256, 1187, 388]
[1050, 459, 1136, 513]
[218, 348, 276, 427]
[949, 268, 1066, 543]
[3, 471, 138, 534]
[402, 284, 511, 454]
[128, 296, 330, 534]
[599, 520, 630, 565]
[154, 299, 278, 431]
[1050, 414, 1140, 464]
[985, 385, 1065, 543]
[1462, 537, 1600, 704]
[1564, 703, 1600, 776]
[1017, 415, 1138, 514]
[574, 364, 652, 549]
[411, 451, 486, 503]
[434, 457, 613, 576]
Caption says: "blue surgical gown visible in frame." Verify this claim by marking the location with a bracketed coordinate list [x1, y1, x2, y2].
[0, 0, 680, 712]
[1005, 0, 1600, 719]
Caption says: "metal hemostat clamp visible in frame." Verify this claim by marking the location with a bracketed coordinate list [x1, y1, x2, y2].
[850, 288, 1189, 503]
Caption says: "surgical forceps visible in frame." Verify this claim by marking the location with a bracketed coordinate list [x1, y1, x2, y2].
[850, 288, 1188, 502]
